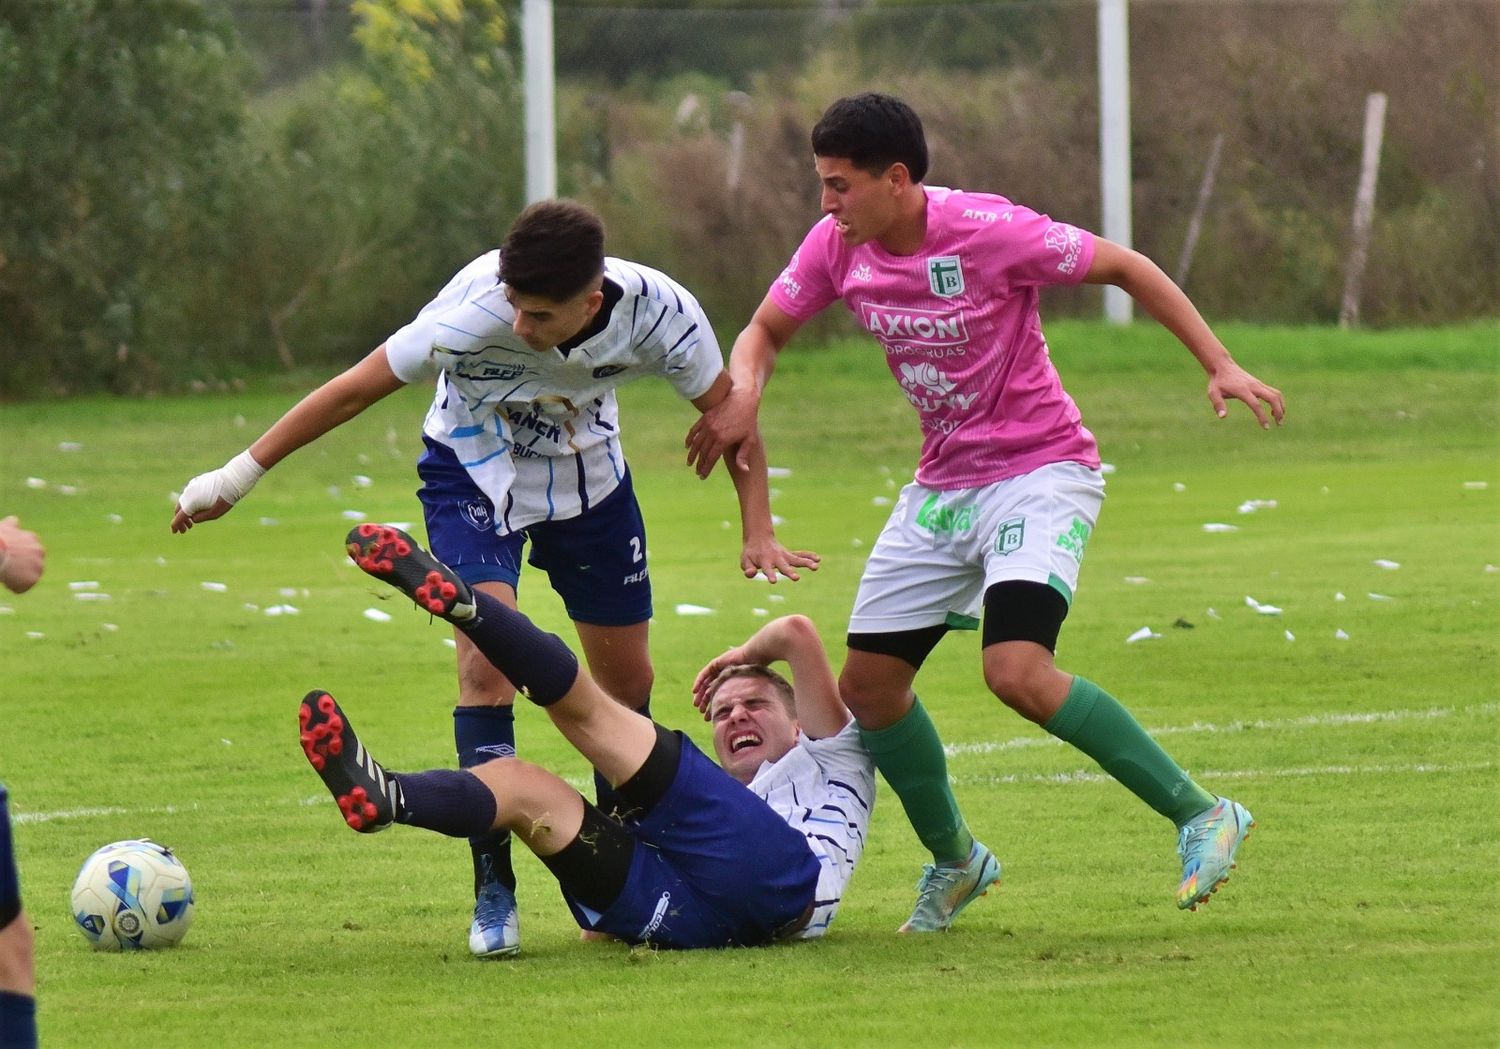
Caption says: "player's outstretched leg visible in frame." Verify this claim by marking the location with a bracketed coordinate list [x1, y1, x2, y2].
[1175, 796, 1254, 910]
[898, 840, 1003, 933]
[346, 523, 476, 621]
[298, 690, 402, 832]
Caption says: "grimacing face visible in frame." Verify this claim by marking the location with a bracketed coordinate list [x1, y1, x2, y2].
[708, 674, 799, 785]
[505, 284, 603, 351]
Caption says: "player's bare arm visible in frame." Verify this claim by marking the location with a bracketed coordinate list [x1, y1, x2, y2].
[170, 345, 407, 532]
[1084, 238, 1286, 429]
[691, 614, 847, 738]
[691, 372, 820, 584]
[685, 296, 804, 478]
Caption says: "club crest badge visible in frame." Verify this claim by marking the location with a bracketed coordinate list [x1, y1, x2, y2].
[928, 256, 964, 298]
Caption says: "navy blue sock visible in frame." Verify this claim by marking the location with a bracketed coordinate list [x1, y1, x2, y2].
[593, 697, 650, 818]
[0, 990, 37, 1049]
[390, 769, 498, 839]
[458, 593, 579, 706]
[454, 706, 517, 894]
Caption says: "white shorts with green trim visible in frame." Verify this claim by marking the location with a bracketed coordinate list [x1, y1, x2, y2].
[848, 461, 1105, 635]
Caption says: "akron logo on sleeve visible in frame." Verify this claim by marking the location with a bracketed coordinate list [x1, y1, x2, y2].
[927, 256, 964, 297]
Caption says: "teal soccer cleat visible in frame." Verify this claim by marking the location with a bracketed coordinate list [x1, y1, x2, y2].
[1176, 796, 1254, 910]
[897, 840, 1002, 933]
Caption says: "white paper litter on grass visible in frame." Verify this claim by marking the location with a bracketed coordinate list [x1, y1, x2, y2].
[1206, 608, 1221, 620]
[674, 603, 715, 616]
[1237, 499, 1278, 514]
[767, 467, 793, 479]
[769, 594, 785, 603]
[1123, 576, 1151, 585]
[73, 592, 111, 602]
[259, 517, 280, 526]
[353, 475, 373, 488]
[69, 581, 100, 591]
[1373, 559, 1401, 570]
[25, 478, 46, 489]
[1335, 629, 1350, 640]
[751, 607, 769, 617]
[25, 632, 44, 640]
[264, 604, 300, 616]
[56, 485, 79, 496]
[872, 497, 892, 507]
[771, 514, 786, 526]
[1100, 463, 1117, 475]
[341, 510, 367, 521]
[201, 581, 228, 592]
[1487, 564, 1499, 574]
[1203, 523, 1240, 533]
[0, 607, 12, 615]
[1284, 630, 1295, 642]
[1335, 592, 1346, 602]
[1125, 626, 1161, 643]
[59, 441, 82, 452]
[363, 608, 392, 623]
[102, 623, 118, 632]
[1173, 482, 1187, 492]
[243, 603, 259, 612]
[443, 638, 457, 649]
[233, 415, 247, 428]
[1244, 595, 1282, 615]
[106, 514, 123, 524]
[1368, 592, 1396, 601]
[1462, 481, 1488, 490]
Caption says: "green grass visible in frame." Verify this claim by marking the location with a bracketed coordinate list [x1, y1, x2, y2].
[2, 321, 1497, 1047]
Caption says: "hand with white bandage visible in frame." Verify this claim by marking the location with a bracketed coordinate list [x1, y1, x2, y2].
[170, 450, 265, 533]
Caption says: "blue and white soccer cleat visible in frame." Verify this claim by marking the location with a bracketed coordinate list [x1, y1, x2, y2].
[898, 840, 1002, 933]
[469, 882, 521, 959]
[1176, 796, 1254, 910]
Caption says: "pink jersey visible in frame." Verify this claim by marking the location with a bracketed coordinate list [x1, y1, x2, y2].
[769, 187, 1101, 489]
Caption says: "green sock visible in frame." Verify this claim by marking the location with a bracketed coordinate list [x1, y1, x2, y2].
[859, 697, 974, 864]
[1045, 676, 1216, 827]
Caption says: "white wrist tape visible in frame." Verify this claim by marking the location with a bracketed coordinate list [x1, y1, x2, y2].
[178, 450, 266, 515]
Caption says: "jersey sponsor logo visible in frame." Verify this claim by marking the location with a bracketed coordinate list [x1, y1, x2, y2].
[897, 361, 978, 413]
[451, 359, 528, 382]
[961, 208, 1000, 223]
[592, 364, 628, 379]
[1056, 516, 1092, 563]
[779, 272, 802, 299]
[622, 566, 649, 585]
[915, 491, 975, 536]
[851, 262, 873, 282]
[1044, 223, 1085, 275]
[860, 304, 968, 346]
[994, 516, 1026, 555]
[639, 891, 672, 940]
[473, 743, 516, 760]
[461, 499, 493, 533]
[928, 255, 965, 297]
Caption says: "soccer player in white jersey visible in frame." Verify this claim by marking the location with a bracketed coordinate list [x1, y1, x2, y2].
[297, 524, 874, 950]
[687, 93, 1284, 932]
[172, 200, 818, 959]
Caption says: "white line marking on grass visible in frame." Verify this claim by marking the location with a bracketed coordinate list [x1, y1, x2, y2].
[945, 702, 1498, 758]
[953, 760, 1496, 788]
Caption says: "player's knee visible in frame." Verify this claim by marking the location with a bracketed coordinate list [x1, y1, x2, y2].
[0, 912, 34, 994]
[982, 646, 1054, 718]
[837, 664, 906, 727]
[597, 663, 654, 712]
[456, 649, 516, 705]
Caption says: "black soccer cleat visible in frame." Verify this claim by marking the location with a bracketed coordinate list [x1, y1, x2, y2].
[298, 689, 401, 833]
[346, 524, 476, 621]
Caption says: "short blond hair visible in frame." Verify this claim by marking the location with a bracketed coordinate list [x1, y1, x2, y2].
[705, 664, 795, 716]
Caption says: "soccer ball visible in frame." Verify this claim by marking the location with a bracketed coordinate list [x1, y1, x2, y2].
[70, 839, 196, 950]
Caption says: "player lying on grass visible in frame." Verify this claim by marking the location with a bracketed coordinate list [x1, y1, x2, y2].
[298, 524, 876, 949]
[174, 200, 817, 959]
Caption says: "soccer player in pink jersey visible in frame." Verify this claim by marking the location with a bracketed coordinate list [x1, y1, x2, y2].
[687, 92, 1284, 932]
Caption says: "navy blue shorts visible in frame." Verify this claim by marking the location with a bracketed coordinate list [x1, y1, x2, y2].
[563, 736, 821, 949]
[1, 784, 21, 929]
[416, 438, 652, 627]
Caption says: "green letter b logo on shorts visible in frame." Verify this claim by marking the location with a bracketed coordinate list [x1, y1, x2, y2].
[994, 516, 1026, 556]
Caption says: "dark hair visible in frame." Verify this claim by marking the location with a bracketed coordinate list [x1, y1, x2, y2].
[811, 92, 929, 183]
[706, 664, 796, 716]
[499, 199, 606, 301]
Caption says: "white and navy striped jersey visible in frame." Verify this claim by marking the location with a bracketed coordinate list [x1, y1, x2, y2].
[748, 720, 876, 939]
[384, 252, 724, 535]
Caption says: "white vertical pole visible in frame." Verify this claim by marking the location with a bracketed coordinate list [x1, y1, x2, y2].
[1097, 0, 1133, 323]
[1339, 92, 1388, 329]
[523, 0, 556, 203]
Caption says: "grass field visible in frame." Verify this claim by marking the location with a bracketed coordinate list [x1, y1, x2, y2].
[2, 321, 1496, 1047]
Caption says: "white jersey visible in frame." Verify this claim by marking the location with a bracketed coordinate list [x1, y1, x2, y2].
[385, 252, 724, 534]
[748, 720, 876, 939]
